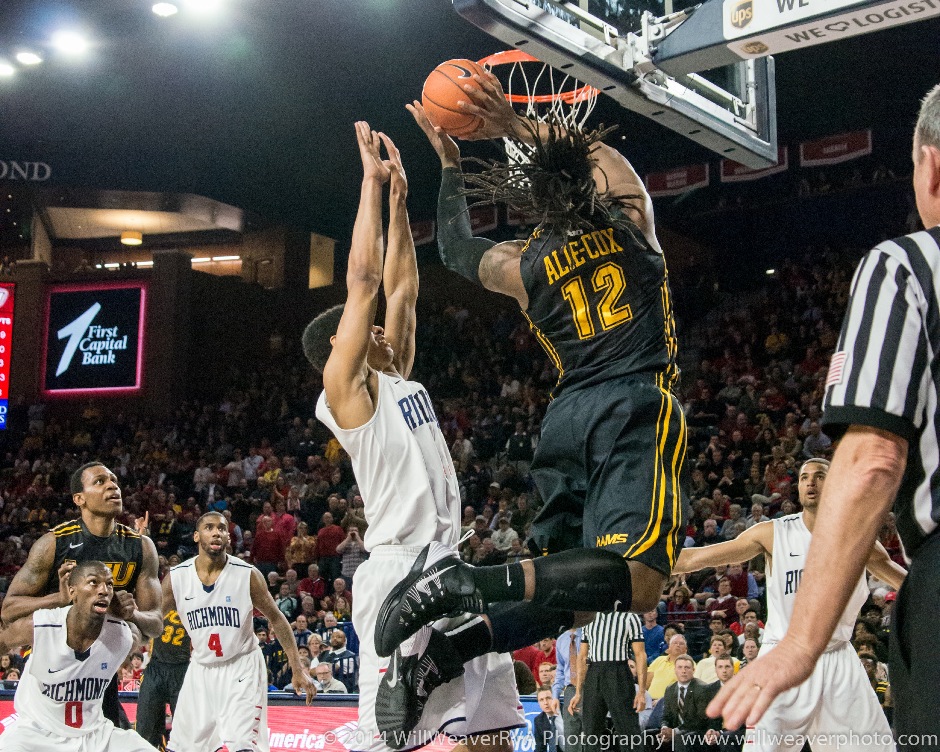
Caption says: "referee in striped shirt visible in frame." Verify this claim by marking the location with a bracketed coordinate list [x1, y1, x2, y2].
[711, 82, 940, 749]
[570, 611, 646, 751]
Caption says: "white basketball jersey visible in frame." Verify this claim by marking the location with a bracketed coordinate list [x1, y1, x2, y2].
[15, 606, 132, 737]
[764, 514, 868, 648]
[316, 372, 461, 551]
[171, 555, 258, 666]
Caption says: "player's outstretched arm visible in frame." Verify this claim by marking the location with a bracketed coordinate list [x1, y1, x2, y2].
[113, 536, 162, 639]
[408, 102, 504, 289]
[249, 568, 317, 704]
[1, 532, 71, 622]
[380, 132, 419, 380]
[865, 540, 907, 591]
[322, 122, 389, 430]
[672, 523, 772, 575]
[0, 615, 35, 656]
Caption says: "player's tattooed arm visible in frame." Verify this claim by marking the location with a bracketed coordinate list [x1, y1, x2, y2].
[124, 536, 163, 639]
[478, 241, 528, 308]
[160, 569, 177, 617]
[0, 614, 35, 656]
[1, 532, 71, 623]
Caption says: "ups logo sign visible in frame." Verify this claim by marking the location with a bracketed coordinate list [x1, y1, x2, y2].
[730, 0, 753, 28]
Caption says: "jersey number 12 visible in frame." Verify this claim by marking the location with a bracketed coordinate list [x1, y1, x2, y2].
[560, 262, 632, 340]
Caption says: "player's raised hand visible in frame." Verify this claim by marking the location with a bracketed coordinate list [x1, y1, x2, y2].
[110, 590, 138, 621]
[706, 638, 815, 730]
[134, 511, 150, 536]
[57, 561, 76, 605]
[292, 667, 318, 706]
[378, 132, 407, 198]
[407, 101, 460, 169]
[457, 70, 526, 142]
[355, 121, 391, 184]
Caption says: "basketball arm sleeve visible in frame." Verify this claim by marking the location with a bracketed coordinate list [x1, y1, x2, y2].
[438, 167, 495, 284]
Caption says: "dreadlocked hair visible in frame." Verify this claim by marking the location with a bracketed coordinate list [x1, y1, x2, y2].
[459, 115, 646, 242]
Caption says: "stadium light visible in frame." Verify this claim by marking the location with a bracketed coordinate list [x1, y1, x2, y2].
[152, 3, 179, 17]
[765, 268, 775, 275]
[15, 51, 43, 66]
[51, 31, 89, 55]
[212, 255, 240, 262]
[121, 231, 143, 246]
[0, 62, 14, 77]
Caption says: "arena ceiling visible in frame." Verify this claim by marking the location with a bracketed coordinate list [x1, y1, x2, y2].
[0, 0, 937, 250]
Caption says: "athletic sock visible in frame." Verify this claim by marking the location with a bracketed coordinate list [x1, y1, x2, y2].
[531, 547, 633, 611]
[487, 602, 575, 654]
[472, 561, 526, 602]
[444, 616, 493, 665]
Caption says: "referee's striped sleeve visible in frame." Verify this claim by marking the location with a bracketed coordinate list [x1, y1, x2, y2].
[627, 612, 643, 644]
[822, 232, 936, 444]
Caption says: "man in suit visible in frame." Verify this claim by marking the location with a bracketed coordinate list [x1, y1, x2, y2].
[659, 655, 721, 751]
[711, 656, 744, 751]
[534, 685, 565, 752]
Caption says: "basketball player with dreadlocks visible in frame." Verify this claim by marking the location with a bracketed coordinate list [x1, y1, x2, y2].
[371, 77, 687, 737]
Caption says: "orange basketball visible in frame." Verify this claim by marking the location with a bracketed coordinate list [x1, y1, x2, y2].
[421, 58, 487, 138]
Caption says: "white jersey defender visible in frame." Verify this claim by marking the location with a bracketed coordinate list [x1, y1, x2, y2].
[317, 373, 460, 551]
[744, 514, 893, 752]
[168, 555, 269, 752]
[317, 372, 524, 752]
[0, 607, 150, 752]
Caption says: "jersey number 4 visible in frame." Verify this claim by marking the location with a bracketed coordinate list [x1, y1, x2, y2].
[208, 633, 224, 658]
[561, 262, 632, 340]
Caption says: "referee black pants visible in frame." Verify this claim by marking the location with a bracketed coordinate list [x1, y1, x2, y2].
[581, 661, 642, 751]
[892, 534, 940, 751]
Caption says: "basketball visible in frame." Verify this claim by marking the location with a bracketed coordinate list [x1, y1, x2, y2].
[422, 58, 487, 138]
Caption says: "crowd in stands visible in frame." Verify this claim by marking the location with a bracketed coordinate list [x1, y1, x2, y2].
[0, 243, 901, 741]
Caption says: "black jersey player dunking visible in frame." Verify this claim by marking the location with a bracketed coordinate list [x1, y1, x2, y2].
[2, 461, 163, 728]
[372, 76, 688, 734]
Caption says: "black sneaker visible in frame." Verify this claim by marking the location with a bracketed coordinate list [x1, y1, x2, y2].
[374, 541, 484, 658]
[374, 627, 466, 750]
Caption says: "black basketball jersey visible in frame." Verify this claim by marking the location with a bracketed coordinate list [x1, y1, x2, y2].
[519, 222, 679, 396]
[149, 608, 192, 664]
[46, 519, 144, 595]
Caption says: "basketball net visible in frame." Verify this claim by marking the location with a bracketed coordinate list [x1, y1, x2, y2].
[477, 50, 600, 168]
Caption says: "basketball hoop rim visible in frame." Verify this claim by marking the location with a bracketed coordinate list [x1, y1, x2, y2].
[477, 50, 600, 105]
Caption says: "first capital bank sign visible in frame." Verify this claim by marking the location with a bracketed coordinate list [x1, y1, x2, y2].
[42, 282, 146, 396]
